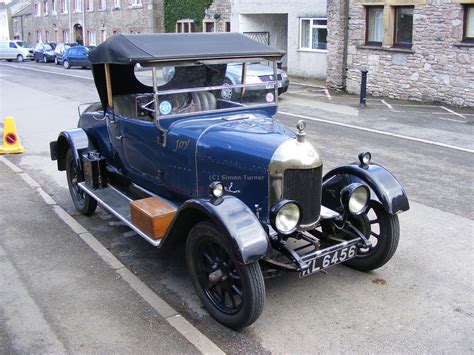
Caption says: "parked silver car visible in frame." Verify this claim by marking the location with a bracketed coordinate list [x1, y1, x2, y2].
[0, 40, 34, 62]
[221, 62, 289, 100]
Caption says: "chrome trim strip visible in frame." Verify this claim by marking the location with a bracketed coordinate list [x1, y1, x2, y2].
[78, 182, 161, 247]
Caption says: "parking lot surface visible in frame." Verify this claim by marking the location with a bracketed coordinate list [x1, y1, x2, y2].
[0, 60, 473, 353]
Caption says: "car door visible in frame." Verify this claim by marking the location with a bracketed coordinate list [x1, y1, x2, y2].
[77, 47, 88, 66]
[8, 42, 18, 59]
[68, 48, 78, 65]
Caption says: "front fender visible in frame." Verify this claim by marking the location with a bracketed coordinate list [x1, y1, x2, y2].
[322, 163, 409, 215]
[51, 128, 90, 171]
[161, 195, 272, 264]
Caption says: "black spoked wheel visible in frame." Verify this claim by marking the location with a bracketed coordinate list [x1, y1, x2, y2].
[344, 202, 400, 271]
[66, 150, 97, 216]
[186, 222, 265, 330]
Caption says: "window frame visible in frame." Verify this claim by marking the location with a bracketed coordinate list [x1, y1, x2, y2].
[393, 6, 414, 49]
[365, 5, 384, 47]
[86, 0, 93, 11]
[176, 19, 196, 33]
[43, 0, 48, 15]
[463, 4, 474, 43]
[35, 1, 41, 16]
[299, 17, 328, 52]
[203, 20, 215, 33]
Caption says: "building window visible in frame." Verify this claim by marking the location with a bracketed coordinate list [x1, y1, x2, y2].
[51, 0, 56, 13]
[366, 6, 383, 46]
[131, 0, 142, 7]
[75, 0, 82, 12]
[35, 1, 41, 16]
[113, 0, 120, 9]
[63, 30, 69, 42]
[299, 18, 327, 51]
[394, 6, 414, 48]
[203, 21, 215, 32]
[88, 31, 96, 45]
[86, 0, 93, 11]
[99, 0, 106, 9]
[54, 29, 58, 41]
[176, 19, 196, 33]
[225, 21, 231, 32]
[101, 29, 107, 42]
[45, 30, 49, 41]
[43, 0, 48, 15]
[61, 0, 68, 13]
[464, 5, 474, 43]
[37, 30, 42, 42]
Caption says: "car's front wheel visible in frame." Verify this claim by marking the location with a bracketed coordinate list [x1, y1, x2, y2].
[17, 54, 24, 62]
[343, 202, 400, 271]
[186, 222, 265, 330]
[66, 149, 97, 215]
[43, 55, 48, 63]
[63, 60, 70, 69]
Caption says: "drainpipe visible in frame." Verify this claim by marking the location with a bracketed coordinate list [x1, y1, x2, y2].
[69, 0, 72, 41]
[82, 0, 85, 44]
[341, 0, 349, 90]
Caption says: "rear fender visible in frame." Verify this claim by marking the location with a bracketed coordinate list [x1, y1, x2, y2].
[322, 163, 409, 215]
[51, 128, 90, 171]
[161, 195, 272, 264]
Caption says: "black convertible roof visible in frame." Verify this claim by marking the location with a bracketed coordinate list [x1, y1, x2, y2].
[88, 33, 285, 64]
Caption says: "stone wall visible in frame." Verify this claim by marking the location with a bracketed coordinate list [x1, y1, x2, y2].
[326, 0, 346, 88]
[327, 0, 474, 107]
[203, 0, 231, 32]
[31, 0, 163, 45]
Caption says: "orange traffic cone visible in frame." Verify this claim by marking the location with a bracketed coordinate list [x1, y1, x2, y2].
[0, 117, 24, 154]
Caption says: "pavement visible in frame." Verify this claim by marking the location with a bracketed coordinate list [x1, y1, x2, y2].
[0, 157, 221, 354]
[0, 61, 473, 353]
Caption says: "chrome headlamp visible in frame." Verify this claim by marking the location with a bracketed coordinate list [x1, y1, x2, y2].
[208, 181, 224, 198]
[270, 200, 302, 235]
[340, 183, 370, 215]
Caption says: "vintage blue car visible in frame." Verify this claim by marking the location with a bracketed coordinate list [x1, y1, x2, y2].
[50, 33, 409, 329]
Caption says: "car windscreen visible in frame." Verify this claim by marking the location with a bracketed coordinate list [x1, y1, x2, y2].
[44, 44, 53, 51]
[131, 60, 279, 119]
[16, 41, 28, 48]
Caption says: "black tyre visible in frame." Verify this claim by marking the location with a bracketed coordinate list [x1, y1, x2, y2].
[6, 59, 12, 62]
[63, 60, 70, 69]
[344, 202, 399, 271]
[186, 222, 265, 329]
[220, 78, 237, 100]
[55, 57, 58, 65]
[17, 54, 24, 62]
[66, 150, 97, 215]
[43, 55, 48, 63]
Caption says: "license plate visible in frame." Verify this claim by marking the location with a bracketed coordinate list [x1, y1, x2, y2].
[265, 82, 283, 89]
[300, 244, 357, 278]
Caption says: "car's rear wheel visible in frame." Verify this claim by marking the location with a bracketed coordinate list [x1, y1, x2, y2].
[343, 202, 399, 271]
[66, 149, 97, 215]
[186, 222, 265, 330]
[17, 54, 24, 62]
[63, 60, 70, 69]
[43, 55, 48, 63]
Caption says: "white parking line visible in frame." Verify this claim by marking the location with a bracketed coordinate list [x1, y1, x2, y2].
[279, 111, 474, 154]
[291, 81, 326, 89]
[0, 63, 93, 80]
[441, 106, 466, 119]
[437, 117, 466, 123]
[381, 100, 395, 111]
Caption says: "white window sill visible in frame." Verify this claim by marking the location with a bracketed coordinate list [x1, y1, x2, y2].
[98, 7, 106, 11]
[74, 10, 82, 13]
[61, 11, 68, 14]
[129, 4, 143, 9]
[86, 9, 93, 12]
[112, 6, 121, 10]
[297, 48, 327, 53]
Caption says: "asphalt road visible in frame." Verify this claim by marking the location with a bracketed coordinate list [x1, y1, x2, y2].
[1, 61, 473, 353]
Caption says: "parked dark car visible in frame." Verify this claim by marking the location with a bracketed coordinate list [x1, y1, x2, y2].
[50, 33, 409, 330]
[62, 46, 90, 69]
[34, 42, 57, 63]
[54, 42, 78, 65]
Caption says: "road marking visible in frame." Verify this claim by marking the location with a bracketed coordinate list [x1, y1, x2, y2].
[381, 100, 395, 111]
[291, 81, 326, 89]
[278, 111, 474, 154]
[437, 117, 467, 123]
[324, 88, 332, 101]
[0, 63, 93, 80]
[0, 156, 225, 355]
[441, 106, 466, 119]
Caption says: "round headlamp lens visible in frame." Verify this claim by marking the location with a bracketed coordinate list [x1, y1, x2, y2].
[209, 182, 224, 198]
[348, 186, 369, 214]
[275, 202, 300, 234]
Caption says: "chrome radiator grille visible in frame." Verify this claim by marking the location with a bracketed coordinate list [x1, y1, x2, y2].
[283, 167, 322, 226]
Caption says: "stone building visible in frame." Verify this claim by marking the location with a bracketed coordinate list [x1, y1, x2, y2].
[327, 0, 474, 107]
[11, 1, 33, 42]
[30, 0, 163, 46]
[231, 0, 328, 78]
[171, 0, 231, 33]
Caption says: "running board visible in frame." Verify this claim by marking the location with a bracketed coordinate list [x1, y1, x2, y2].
[78, 182, 161, 247]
